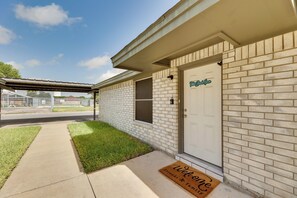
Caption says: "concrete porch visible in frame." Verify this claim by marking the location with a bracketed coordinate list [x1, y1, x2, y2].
[0, 122, 252, 198]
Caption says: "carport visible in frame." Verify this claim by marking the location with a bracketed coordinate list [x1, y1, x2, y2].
[0, 78, 98, 125]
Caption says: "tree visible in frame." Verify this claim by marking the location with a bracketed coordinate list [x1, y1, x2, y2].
[27, 91, 38, 97]
[38, 91, 51, 98]
[27, 91, 51, 98]
[0, 61, 21, 78]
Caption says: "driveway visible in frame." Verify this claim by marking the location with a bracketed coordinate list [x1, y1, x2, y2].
[0, 122, 252, 198]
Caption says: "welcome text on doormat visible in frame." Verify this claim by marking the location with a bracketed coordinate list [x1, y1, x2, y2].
[159, 161, 220, 198]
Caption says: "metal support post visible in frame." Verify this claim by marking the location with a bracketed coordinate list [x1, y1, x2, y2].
[93, 92, 96, 121]
[0, 89, 2, 127]
[51, 92, 54, 111]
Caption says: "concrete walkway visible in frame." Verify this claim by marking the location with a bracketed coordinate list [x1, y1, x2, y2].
[0, 122, 252, 198]
[88, 152, 252, 198]
[0, 122, 94, 198]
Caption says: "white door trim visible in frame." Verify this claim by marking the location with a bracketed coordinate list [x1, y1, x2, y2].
[183, 62, 222, 167]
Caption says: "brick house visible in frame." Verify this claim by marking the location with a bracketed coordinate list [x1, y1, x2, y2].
[93, 1, 297, 197]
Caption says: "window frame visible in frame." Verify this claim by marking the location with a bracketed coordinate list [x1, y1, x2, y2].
[134, 77, 153, 124]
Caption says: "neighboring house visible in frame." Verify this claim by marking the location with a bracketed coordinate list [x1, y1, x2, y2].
[93, 1, 297, 197]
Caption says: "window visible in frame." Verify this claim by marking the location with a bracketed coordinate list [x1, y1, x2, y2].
[135, 78, 152, 123]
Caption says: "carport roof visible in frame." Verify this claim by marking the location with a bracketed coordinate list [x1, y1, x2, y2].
[0, 78, 95, 93]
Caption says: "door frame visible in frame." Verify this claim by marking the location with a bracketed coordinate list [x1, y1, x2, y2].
[177, 54, 223, 168]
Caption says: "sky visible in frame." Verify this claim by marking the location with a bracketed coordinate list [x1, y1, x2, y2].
[0, 0, 179, 84]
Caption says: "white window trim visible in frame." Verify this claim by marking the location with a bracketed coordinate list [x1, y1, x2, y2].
[134, 77, 153, 124]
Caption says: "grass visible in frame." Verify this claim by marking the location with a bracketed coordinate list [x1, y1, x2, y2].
[52, 106, 97, 112]
[68, 121, 153, 173]
[0, 126, 41, 188]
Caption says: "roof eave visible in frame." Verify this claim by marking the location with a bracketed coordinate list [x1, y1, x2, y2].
[111, 0, 218, 68]
[0, 78, 93, 92]
[111, 0, 297, 72]
[2, 78, 93, 88]
[92, 71, 140, 90]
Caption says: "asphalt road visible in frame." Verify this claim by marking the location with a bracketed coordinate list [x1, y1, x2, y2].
[0, 111, 95, 126]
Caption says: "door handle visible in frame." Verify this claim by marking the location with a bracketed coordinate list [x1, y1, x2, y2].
[184, 114, 187, 118]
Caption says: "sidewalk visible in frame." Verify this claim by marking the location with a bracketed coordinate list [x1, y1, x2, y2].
[0, 122, 94, 198]
[0, 122, 252, 198]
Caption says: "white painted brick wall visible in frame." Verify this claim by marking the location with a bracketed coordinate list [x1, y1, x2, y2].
[223, 30, 297, 198]
[99, 81, 134, 133]
[98, 67, 179, 155]
[99, 29, 297, 197]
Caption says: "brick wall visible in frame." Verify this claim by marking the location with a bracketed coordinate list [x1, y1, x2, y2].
[99, 30, 297, 197]
[171, 41, 234, 67]
[222, 31, 297, 198]
[99, 81, 134, 132]
[152, 67, 179, 154]
[169, 31, 297, 197]
[98, 67, 179, 155]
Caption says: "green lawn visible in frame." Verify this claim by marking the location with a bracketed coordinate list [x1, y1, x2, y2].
[68, 121, 153, 173]
[0, 126, 41, 188]
[52, 106, 97, 112]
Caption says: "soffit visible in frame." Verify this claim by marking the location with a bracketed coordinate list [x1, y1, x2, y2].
[113, 0, 297, 72]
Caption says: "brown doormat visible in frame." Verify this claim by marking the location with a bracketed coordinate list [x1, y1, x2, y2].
[159, 161, 220, 198]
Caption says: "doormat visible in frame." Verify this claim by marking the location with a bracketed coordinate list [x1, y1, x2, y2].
[159, 161, 220, 198]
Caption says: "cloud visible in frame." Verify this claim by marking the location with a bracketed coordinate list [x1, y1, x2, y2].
[79, 55, 111, 69]
[0, 26, 16, 44]
[97, 69, 125, 82]
[14, 4, 82, 27]
[56, 53, 64, 58]
[6, 61, 24, 70]
[25, 59, 41, 67]
[48, 53, 64, 65]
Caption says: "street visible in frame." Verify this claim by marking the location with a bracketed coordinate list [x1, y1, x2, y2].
[0, 111, 94, 126]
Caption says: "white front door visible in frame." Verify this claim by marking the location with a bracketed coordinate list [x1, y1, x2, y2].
[184, 63, 222, 167]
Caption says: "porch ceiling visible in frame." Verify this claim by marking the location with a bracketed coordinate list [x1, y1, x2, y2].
[112, 0, 297, 72]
